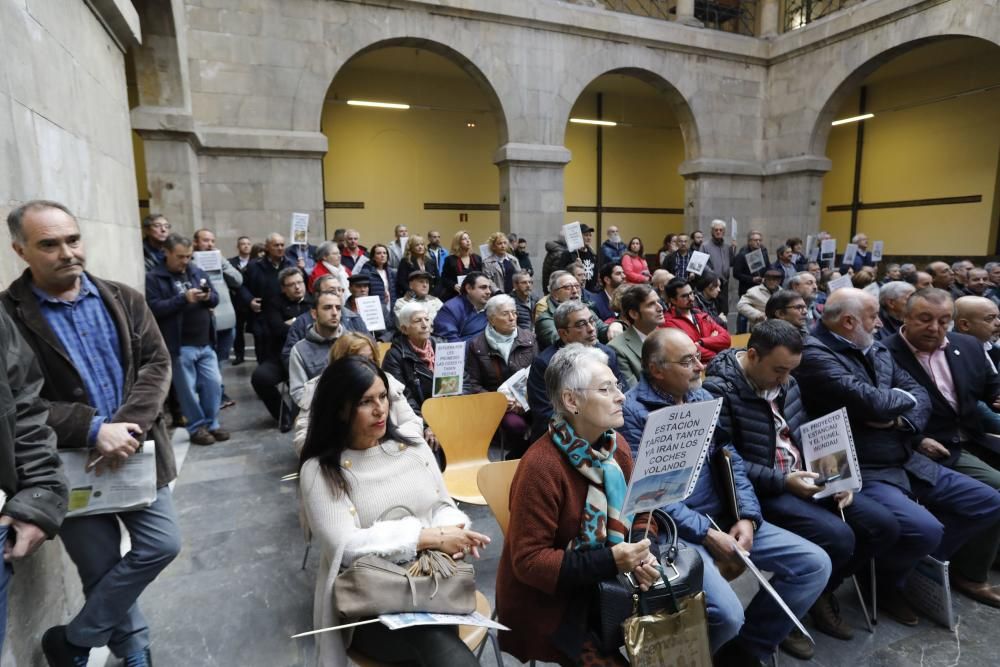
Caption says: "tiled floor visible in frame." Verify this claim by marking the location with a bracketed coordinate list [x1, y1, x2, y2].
[122, 364, 999, 666]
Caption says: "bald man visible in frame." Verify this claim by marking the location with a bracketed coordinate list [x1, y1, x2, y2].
[926, 261, 959, 297]
[622, 329, 830, 663]
[795, 288, 1000, 625]
[955, 295, 1000, 437]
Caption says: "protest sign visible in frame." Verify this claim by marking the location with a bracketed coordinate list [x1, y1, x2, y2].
[820, 238, 837, 256]
[621, 399, 721, 518]
[355, 296, 386, 332]
[745, 249, 766, 274]
[290, 212, 309, 246]
[479, 243, 491, 259]
[192, 250, 223, 272]
[804, 235, 814, 259]
[432, 342, 466, 396]
[686, 251, 711, 277]
[842, 243, 859, 268]
[563, 221, 585, 252]
[827, 274, 853, 293]
[904, 556, 955, 630]
[730, 217, 738, 241]
[61, 442, 157, 517]
[798, 408, 861, 499]
[872, 240, 884, 262]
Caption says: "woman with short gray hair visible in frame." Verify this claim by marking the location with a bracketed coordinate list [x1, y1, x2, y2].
[308, 240, 349, 293]
[466, 294, 537, 457]
[496, 343, 659, 665]
[382, 302, 436, 416]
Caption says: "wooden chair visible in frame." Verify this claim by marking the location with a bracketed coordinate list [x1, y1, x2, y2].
[376, 341, 392, 366]
[477, 460, 520, 537]
[729, 332, 751, 348]
[347, 590, 500, 666]
[422, 392, 508, 504]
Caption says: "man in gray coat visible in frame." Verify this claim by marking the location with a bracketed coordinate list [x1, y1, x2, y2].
[0, 307, 68, 654]
[193, 229, 243, 408]
[289, 292, 346, 408]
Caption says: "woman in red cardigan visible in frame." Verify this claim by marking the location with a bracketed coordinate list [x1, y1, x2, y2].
[496, 344, 660, 666]
[621, 237, 651, 284]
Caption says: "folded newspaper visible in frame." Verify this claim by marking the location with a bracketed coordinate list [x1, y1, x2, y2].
[60, 442, 157, 518]
[379, 611, 509, 631]
[497, 367, 529, 411]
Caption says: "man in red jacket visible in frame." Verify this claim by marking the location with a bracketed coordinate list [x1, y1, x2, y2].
[661, 276, 731, 361]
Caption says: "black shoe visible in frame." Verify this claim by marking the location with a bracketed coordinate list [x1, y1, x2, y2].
[232, 356, 244, 366]
[41, 626, 90, 667]
[713, 638, 766, 667]
[123, 646, 153, 667]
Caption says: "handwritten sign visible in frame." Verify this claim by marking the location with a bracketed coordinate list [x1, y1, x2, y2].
[355, 296, 386, 332]
[686, 251, 711, 277]
[432, 342, 466, 397]
[872, 240, 884, 262]
[192, 250, 222, 272]
[290, 212, 309, 246]
[563, 221, 585, 252]
[799, 408, 861, 499]
[622, 399, 721, 519]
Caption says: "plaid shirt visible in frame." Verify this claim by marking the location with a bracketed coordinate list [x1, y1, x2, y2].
[33, 273, 124, 444]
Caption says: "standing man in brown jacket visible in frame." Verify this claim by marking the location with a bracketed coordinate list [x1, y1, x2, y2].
[3, 201, 180, 667]
[0, 306, 68, 655]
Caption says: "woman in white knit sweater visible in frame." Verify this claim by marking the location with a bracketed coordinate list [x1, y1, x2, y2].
[299, 357, 490, 666]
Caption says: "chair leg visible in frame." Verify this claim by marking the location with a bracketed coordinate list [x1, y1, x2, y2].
[870, 559, 878, 625]
[489, 631, 502, 666]
[301, 540, 311, 570]
[851, 573, 874, 633]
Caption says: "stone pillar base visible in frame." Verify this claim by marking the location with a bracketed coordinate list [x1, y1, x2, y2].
[495, 143, 571, 264]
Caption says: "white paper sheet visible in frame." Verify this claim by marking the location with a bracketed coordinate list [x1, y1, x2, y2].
[685, 251, 711, 276]
[355, 296, 386, 331]
[192, 250, 223, 272]
[290, 212, 309, 246]
[563, 221, 585, 252]
[432, 342, 466, 397]
[798, 408, 862, 500]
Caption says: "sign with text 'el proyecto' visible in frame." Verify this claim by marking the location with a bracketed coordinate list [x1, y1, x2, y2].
[621, 399, 721, 519]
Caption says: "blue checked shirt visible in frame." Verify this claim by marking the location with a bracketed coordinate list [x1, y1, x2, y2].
[33, 274, 125, 445]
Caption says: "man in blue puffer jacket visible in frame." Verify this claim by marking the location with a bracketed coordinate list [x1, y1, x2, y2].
[621, 328, 830, 666]
[704, 320, 899, 647]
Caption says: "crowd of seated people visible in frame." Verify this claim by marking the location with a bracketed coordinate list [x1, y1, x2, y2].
[62, 211, 996, 667]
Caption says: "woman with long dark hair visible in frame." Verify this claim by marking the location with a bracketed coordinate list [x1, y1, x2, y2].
[299, 357, 489, 666]
[359, 243, 396, 306]
[621, 237, 651, 284]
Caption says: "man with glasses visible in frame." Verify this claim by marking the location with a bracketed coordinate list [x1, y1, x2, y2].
[662, 277, 730, 362]
[765, 290, 810, 337]
[251, 267, 313, 429]
[141, 214, 170, 271]
[621, 328, 830, 666]
[534, 270, 611, 348]
[526, 300, 624, 443]
[788, 271, 821, 331]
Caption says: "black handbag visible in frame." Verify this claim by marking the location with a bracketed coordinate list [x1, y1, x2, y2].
[595, 509, 704, 653]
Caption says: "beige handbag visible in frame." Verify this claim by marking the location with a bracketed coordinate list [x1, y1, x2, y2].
[334, 507, 476, 620]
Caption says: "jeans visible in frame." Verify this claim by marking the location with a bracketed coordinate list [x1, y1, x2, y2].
[758, 491, 898, 593]
[0, 525, 10, 655]
[172, 345, 222, 433]
[695, 521, 831, 659]
[60, 487, 181, 657]
[863, 464, 1000, 588]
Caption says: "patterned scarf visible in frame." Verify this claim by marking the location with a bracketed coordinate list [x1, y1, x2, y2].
[549, 419, 628, 551]
[408, 338, 435, 371]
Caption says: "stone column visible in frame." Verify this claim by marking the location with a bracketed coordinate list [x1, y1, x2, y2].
[679, 158, 764, 240]
[761, 155, 832, 243]
[132, 108, 203, 236]
[495, 143, 571, 266]
[760, 0, 780, 37]
[676, 0, 704, 27]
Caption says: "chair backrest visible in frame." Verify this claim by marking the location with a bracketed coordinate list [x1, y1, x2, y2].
[376, 341, 392, 365]
[421, 392, 508, 467]
[477, 460, 519, 537]
[729, 332, 750, 349]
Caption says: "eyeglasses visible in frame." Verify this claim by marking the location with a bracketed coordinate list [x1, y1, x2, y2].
[566, 316, 598, 330]
[557, 282, 582, 291]
[150, 222, 171, 230]
[571, 381, 627, 397]
[662, 352, 703, 369]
